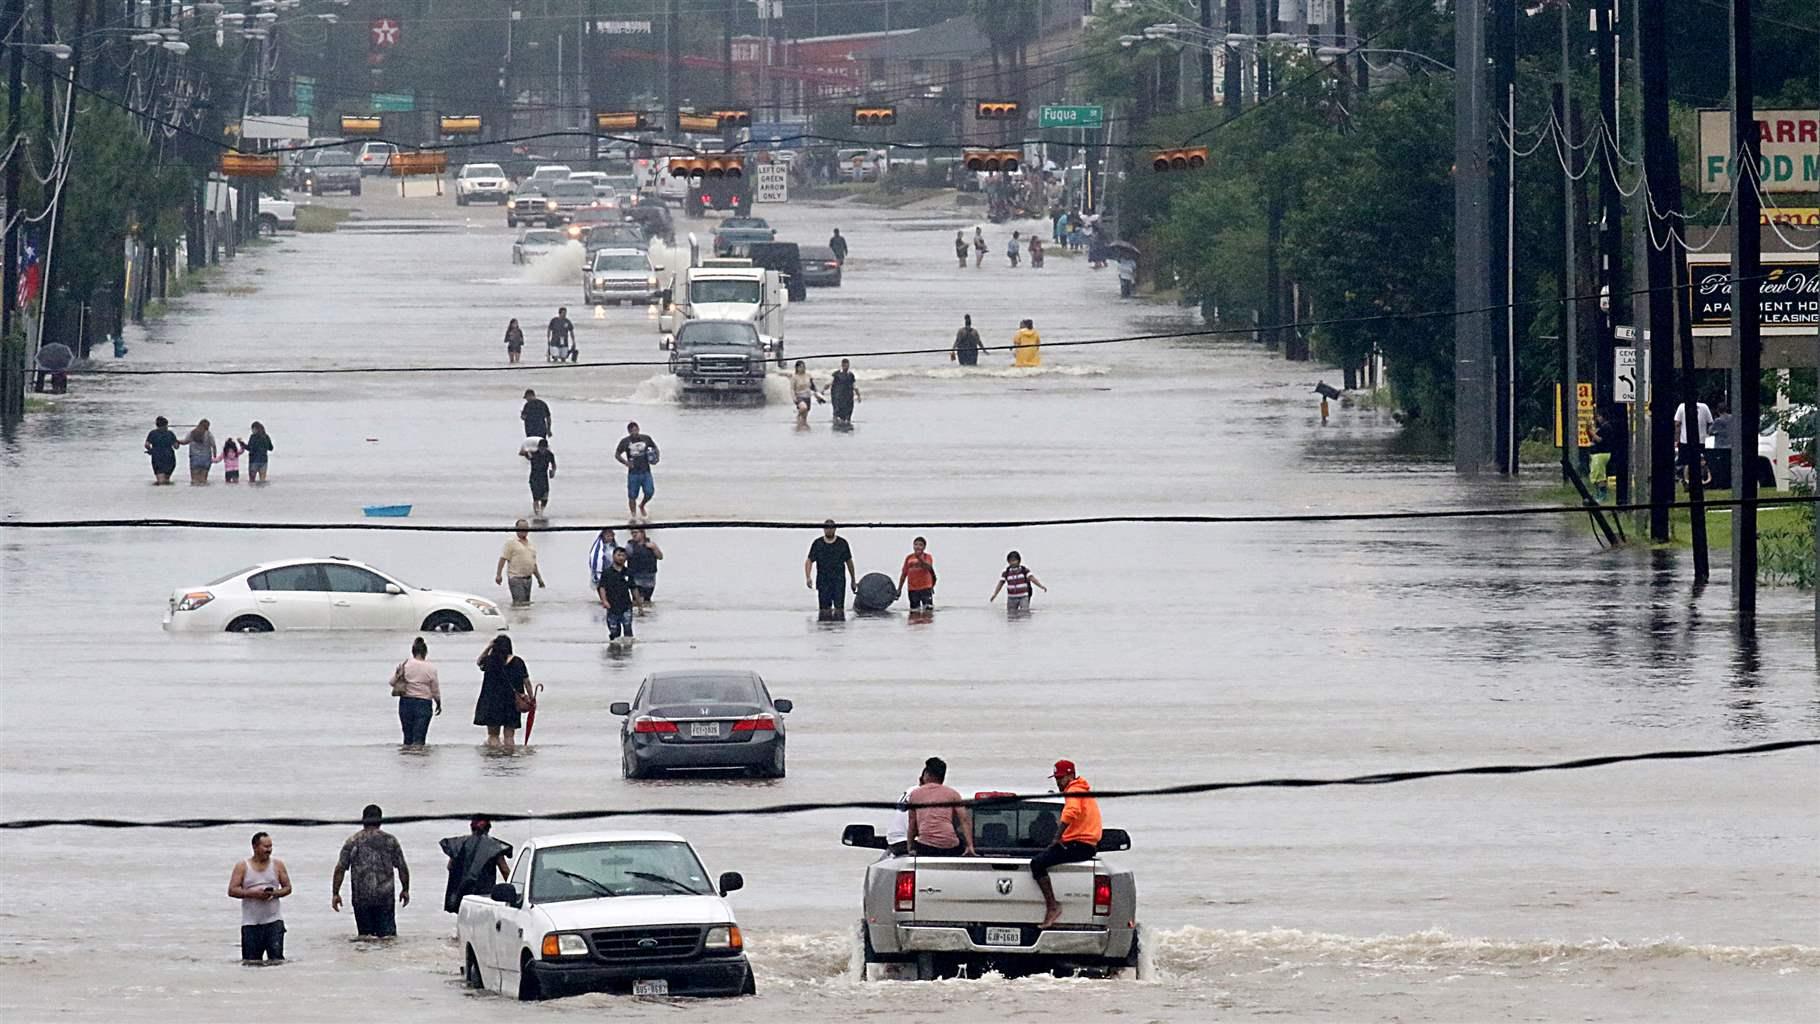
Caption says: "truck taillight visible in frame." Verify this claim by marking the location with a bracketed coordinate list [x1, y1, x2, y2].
[894, 870, 915, 912]
[731, 714, 776, 732]
[1092, 874, 1112, 916]
[633, 716, 677, 733]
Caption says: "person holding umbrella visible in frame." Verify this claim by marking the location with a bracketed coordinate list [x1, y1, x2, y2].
[473, 635, 531, 750]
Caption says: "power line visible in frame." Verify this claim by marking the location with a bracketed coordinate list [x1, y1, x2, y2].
[3, 495, 1814, 533]
[2, 739, 1810, 830]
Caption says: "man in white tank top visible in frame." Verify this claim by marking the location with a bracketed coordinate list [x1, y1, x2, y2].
[228, 832, 292, 963]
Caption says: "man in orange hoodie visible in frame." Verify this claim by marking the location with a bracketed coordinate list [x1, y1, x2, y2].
[1031, 759, 1102, 928]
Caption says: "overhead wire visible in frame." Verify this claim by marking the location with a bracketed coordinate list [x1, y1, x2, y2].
[2, 740, 1812, 830]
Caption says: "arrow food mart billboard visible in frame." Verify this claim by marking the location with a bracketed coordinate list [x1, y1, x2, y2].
[1698, 109, 1819, 193]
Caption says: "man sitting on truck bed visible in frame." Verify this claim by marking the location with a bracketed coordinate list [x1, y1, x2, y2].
[1032, 759, 1102, 928]
[904, 757, 976, 858]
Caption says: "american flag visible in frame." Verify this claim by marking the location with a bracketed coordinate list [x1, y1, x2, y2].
[17, 235, 41, 309]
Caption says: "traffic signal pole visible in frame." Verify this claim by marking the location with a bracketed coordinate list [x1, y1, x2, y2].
[1453, 0, 1495, 474]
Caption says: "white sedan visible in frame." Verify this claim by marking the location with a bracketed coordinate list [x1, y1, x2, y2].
[163, 557, 507, 634]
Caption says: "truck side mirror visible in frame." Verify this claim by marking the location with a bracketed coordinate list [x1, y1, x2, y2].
[609, 701, 631, 716]
[842, 824, 885, 849]
[717, 871, 744, 896]
[1097, 828, 1131, 853]
[490, 882, 523, 908]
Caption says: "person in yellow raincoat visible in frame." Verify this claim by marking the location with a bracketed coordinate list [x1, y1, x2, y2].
[1011, 319, 1041, 368]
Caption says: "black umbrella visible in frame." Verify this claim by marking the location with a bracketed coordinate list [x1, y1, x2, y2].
[1107, 240, 1142, 260]
[35, 342, 74, 371]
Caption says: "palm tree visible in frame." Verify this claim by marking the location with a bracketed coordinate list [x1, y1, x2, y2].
[968, 0, 1044, 103]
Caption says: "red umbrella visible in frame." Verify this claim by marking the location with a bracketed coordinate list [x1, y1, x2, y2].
[522, 683, 545, 744]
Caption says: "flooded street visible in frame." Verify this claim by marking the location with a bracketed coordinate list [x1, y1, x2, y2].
[1, 190, 1816, 1022]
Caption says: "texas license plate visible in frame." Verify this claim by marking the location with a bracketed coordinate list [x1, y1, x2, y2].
[984, 927, 1022, 946]
[632, 979, 669, 997]
[690, 722, 719, 737]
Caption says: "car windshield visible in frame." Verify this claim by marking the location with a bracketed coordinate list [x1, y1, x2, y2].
[549, 182, 594, 198]
[463, 164, 503, 177]
[593, 253, 647, 272]
[649, 674, 760, 704]
[314, 152, 353, 166]
[522, 231, 562, 246]
[530, 841, 712, 903]
[209, 565, 259, 587]
[970, 800, 1067, 852]
[691, 280, 761, 304]
[675, 323, 760, 351]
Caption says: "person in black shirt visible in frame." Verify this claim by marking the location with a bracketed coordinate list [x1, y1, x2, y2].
[829, 228, 848, 265]
[624, 528, 663, 604]
[614, 421, 659, 519]
[520, 389, 551, 439]
[144, 415, 180, 485]
[951, 315, 984, 367]
[522, 438, 557, 516]
[546, 307, 577, 363]
[829, 359, 860, 426]
[244, 421, 274, 483]
[804, 519, 857, 620]
[598, 547, 638, 645]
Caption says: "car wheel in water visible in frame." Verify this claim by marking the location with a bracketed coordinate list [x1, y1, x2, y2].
[516, 954, 541, 1001]
[423, 611, 472, 633]
[464, 947, 484, 989]
[226, 615, 273, 633]
[764, 742, 786, 778]
[258, 216, 277, 237]
[739, 967, 757, 996]
[456, 194, 468, 206]
[622, 748, 646, 780]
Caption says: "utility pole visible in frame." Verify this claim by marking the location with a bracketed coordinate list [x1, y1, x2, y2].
[1223, 0, 1241, 113]
[1198, 0, 1214, 105]
[1555, 2, 1578, 481]
[723, 0, 734, 108]
[38, 0, 88, 356]
[1594, 0, 1628, 503]
[1729, 0, 1760, 620]
[1453, 0, 1495, 474]
[1491, 0, 1515, 475]
[3, 0, 24, 349]
[1638, 0, 1677, 541]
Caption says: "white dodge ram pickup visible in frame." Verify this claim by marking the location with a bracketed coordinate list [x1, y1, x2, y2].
[458, 830, 755, 1001]
[844, 792, 1141, 980]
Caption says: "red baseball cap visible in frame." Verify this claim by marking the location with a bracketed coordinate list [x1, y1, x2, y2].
[1051, 759, 1076, 778]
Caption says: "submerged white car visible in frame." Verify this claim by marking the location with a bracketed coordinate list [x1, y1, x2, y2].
[163, 556, 506, 633]
[459, 831, 754, 1001]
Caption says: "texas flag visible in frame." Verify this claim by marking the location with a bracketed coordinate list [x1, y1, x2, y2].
[17, 235, 41, 309]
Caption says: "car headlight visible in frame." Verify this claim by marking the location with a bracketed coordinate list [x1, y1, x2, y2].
[174, 591, 214, 612]
[703, 925, 742, 951]
[646, 275, 658, 287]
[464, 598, 501, 616]
[546, 200, 558, 210]
[540, 933, 589, 958]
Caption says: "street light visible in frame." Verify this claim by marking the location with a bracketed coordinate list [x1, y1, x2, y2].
[4, 42, 73, 59]
[1315, 46, 1455, 73]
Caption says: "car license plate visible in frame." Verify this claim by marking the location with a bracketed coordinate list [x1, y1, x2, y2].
[985, 927, 1022, 946]
[632, 979, 669, 997]
[690, 722, 719, 737]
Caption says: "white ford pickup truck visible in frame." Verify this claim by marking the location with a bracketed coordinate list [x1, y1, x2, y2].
[844, 792, 1141, 980]
[458, 831, 755, 1001]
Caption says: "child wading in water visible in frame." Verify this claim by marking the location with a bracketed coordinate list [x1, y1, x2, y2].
[220, 438, 243, 483]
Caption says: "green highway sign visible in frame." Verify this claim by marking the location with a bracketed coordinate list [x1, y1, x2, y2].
[1039, 105, 1104, 129]
[371, 92, 416, 112]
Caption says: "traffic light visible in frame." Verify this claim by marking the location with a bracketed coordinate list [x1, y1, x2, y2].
[975, 100, 1021, 121]
[595, 111, 650, 132]
[218, 152, 280, 177]
[667, 156, 745, 181]
[438, 114, 482, 136]
[851, 105, 896, 127]
[962, 149, 1022, 173]
[339, 114, 383, 136]
[712, 109, 751, 128]
[675, 112, 721, 133]
[1150, 147, 1209, 172]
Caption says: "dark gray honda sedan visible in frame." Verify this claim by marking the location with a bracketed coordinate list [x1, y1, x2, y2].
[614, 671, 792, 779]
